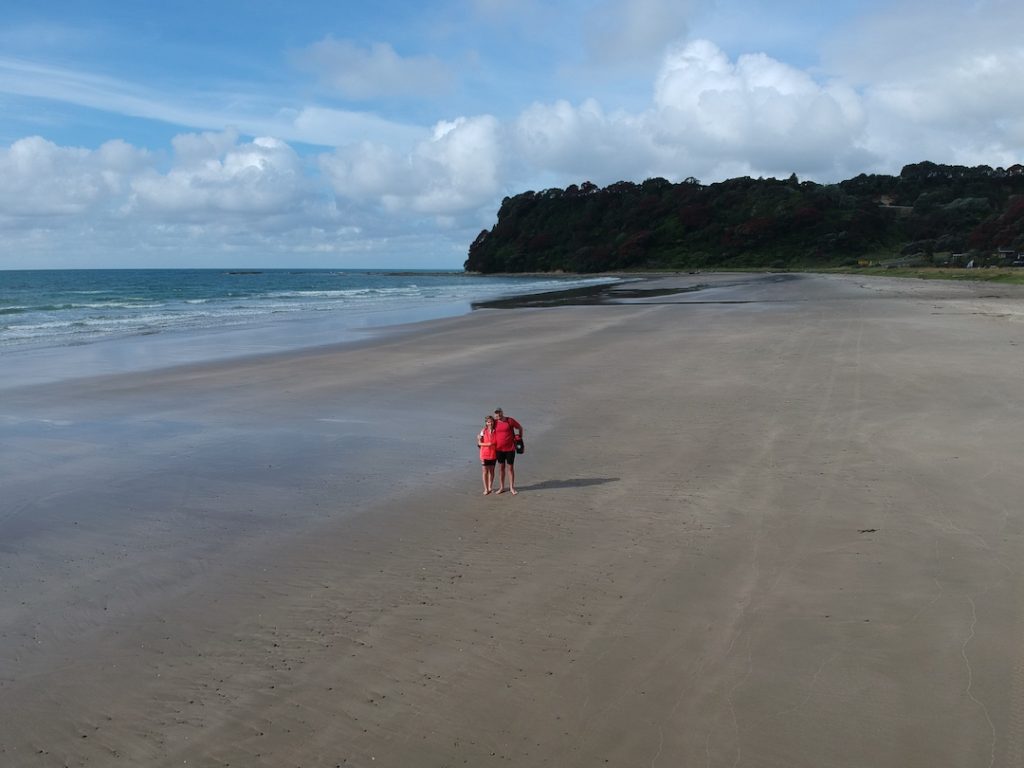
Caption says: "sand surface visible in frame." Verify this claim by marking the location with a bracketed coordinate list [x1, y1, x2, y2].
[3, 272, 1024, 766]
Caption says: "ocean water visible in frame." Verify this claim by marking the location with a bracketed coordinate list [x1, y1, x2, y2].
[0, 269, 615, 387]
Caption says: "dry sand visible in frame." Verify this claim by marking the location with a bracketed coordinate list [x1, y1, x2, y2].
[3, 272, 1024, 767]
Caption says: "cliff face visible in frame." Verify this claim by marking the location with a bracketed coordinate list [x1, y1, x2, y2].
[464, 163, 1024, 273]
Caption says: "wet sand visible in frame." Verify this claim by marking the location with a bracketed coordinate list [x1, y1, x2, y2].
[3, 272, 1024, 766]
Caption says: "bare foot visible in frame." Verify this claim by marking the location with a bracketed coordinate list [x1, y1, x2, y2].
[496, 488, 506, 494]
[483, 489, 492, 495]
[510, 488, 518, 495]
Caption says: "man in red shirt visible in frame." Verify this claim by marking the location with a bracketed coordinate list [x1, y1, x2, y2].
[493, 407, 523, 495]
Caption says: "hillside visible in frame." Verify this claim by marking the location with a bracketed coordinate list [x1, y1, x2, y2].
[464, 162, 1024, 273]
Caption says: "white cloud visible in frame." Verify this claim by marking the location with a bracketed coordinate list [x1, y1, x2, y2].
[822, 0, 1024, 168]
[500, 40, 870, 186]
[649, 40, 867, 177]
[129, 131, 311, 216]
[929, 51, 1024, 125]
[0, 131, 348, 267]
[0, 136, 148, 216]
[512, 98, 657, 183]
[288, 106, 425, 148]
[0, 131, 411, 269]
[824, 0, 1024, 86]
[319, 115, 504, 215]
[295, 37, 452, 99]
[170, 129, 241, 167]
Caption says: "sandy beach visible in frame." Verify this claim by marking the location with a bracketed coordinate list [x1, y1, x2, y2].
[4, 271, 1024, 767]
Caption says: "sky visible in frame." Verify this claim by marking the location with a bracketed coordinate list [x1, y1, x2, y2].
[1, 0, 1022, 270]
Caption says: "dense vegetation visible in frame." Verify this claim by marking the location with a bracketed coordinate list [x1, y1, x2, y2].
[464, 162, 1024, 273]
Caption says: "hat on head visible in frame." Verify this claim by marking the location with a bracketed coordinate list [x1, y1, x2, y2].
[494, 407, 503, 414]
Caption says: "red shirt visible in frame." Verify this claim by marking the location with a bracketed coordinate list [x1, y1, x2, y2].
[478, 427, 497, 461]
[493, 416, 522, 452]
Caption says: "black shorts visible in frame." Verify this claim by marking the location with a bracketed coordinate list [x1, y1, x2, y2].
[496, 450, 516, 465]
[481, 459, 497, 467]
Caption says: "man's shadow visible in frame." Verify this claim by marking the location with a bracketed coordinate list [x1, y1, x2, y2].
[515, 477, 620, 491]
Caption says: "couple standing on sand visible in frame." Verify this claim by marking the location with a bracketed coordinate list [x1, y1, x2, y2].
[477, 408, 524, 495]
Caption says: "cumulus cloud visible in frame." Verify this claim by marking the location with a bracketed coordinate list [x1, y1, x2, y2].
[0, 136, 149, 217]
[0, 131, 360, 269]
[319, 115, 503, 215]
[647, 40, 868, 178]
[315, 36, 874, 222]
[504, 40, 869, 186]
[512, 98, 658, 183]
[129, 131, 311, 217]
[295, 37, 452, 100]
[0, 124, 511, 266]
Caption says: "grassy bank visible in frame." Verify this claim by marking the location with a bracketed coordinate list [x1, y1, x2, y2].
[820, 266, 1024, 284]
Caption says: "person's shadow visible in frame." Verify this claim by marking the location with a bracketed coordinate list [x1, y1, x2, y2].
[515, 477, 619, 491]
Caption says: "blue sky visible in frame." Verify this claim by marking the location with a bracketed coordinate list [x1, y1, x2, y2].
[1, 0, 1021, 269]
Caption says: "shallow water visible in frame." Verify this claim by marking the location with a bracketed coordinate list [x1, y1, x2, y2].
[0, 269, 616, 388]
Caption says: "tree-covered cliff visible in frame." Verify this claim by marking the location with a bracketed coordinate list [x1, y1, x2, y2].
[464, 162, 1024, 273]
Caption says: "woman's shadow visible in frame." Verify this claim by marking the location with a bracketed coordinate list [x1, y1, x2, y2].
[515, 477, 619, 491]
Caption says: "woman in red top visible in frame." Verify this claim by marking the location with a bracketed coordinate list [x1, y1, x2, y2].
[477, 415, 498, 495]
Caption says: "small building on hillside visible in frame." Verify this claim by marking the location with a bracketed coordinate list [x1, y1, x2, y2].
[997, 247, 1020, 264]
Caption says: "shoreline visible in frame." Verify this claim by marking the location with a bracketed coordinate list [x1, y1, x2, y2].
[8, 268, 1022, 393]
[0, 272, 784, 393]
[0, 271, 621, 391]
[3, 272, 1024, 766]
[0, 297, 477, 391]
